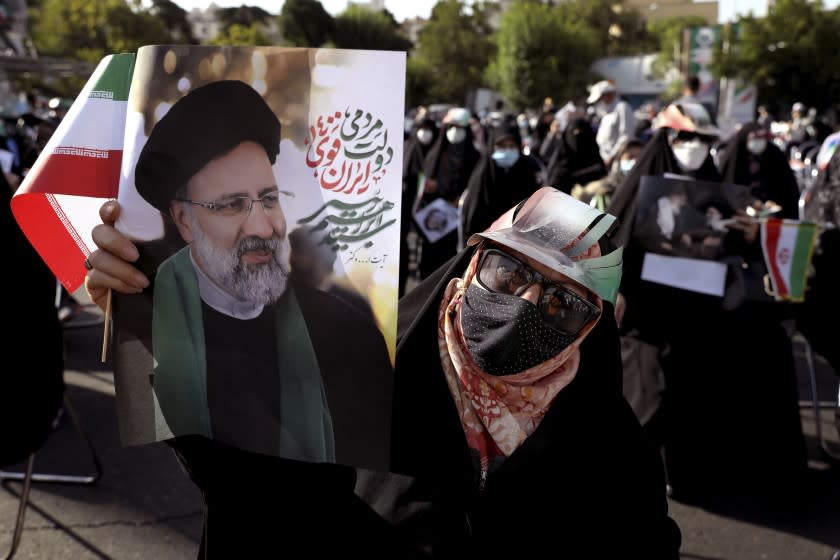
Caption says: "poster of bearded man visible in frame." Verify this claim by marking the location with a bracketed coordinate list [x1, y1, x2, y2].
[110, 45, 403, 472]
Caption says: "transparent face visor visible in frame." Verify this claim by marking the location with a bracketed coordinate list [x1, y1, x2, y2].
[467, 188, 623, 304]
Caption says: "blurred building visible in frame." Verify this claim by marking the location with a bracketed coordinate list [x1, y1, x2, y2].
[591, 53, 674, 108]
[186, 5, 223, 43]
[625, 0, 718, 23]
[186, 3, 281, 44]
[400, 17, 426, 44]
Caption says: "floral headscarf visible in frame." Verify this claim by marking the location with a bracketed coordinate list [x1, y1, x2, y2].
[438, 240, 604, 485]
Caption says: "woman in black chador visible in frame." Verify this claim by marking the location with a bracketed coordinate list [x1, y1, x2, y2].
[608, 103, 809, 506]
[717, 122, 800, 221]
[401, 116, 439, 295]
[460, 118, 542, 240]
[417, 108, 480, 281]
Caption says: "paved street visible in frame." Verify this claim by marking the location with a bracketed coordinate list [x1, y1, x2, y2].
[1, 288, 839, 559]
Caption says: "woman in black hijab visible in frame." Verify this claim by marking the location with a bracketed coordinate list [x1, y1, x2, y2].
[717, 122, 800, 220]
[542, 117, 607, 195]
[460, 118, 543, 240]
[417, 108, 481, 281]
[607, 104, 809, 507]
[400, 116, 439, 295]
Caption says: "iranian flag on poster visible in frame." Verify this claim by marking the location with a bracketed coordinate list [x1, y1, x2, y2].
[10, 54, 134, 293]
[760, 218, 819, 302]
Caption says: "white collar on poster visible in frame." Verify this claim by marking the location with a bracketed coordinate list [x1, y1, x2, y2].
[190, 251, 265, 320]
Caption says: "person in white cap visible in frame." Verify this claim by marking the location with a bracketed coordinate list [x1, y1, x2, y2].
[587, 79, 636, 169]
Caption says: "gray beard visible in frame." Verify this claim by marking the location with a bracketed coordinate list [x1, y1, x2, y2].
[186, 212, 290, 305]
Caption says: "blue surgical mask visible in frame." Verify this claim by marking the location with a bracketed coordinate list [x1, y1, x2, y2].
[492, 148, 520, 169]
[619, 158, 636, 175]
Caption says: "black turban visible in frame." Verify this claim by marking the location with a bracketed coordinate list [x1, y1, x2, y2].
[135, 80, 281, 212]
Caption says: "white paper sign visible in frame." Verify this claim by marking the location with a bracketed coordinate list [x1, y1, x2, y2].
[641, 252, 727, 296]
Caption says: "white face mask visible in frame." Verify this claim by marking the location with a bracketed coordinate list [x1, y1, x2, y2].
[416, 129, 434, 145]
[672, 140, 709, 171]
[746, 138, 767, 155]
[446, 126, 467, 144]
[595, 101, 609, 116]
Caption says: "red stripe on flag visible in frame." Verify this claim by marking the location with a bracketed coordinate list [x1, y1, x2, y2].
[22, 150, 122, 198]
[10, 193, 88, 293]
[763, 218, 788, 297]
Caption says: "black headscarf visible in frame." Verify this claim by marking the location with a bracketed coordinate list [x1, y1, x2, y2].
[460, 120, 542, 238]
[422, 121, 481, 202]
[607, 128, 721, 248]
[402, 117, 438, 210]
[543, 117, 606, 194]
[403, 117, 438, 183]
[717, 122, 799, 219]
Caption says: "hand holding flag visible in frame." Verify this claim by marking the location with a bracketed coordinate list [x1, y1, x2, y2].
[760, 218, 818, 302]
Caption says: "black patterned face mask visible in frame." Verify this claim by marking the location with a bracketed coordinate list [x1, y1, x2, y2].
[460, 284, 574, 376]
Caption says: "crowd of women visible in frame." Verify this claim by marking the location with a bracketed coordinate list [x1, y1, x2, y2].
[403, 95, 840, 507]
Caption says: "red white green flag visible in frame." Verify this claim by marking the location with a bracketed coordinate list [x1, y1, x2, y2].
[760, 218, 818, 302]
[10, 53, 135, 293]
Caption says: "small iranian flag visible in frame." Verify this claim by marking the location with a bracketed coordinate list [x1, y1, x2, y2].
[10, 53, 135, 293]
[760, 218, 818, 302]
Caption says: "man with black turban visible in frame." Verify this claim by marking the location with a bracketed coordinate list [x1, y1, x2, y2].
[96, 79, 395, 556]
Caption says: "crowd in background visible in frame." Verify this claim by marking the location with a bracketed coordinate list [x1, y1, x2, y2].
[402, 75, 840, 506]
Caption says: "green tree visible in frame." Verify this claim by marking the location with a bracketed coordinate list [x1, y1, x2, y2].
[215, 5, 273, 31]
[557, 0, 656, 57]
[149, 0, 197, 44]
[278, 0, 334, 47]
[713, 0, 840, 112]
[412, 0, 494, 104]
[648, 15, 707, 74]
[490, 0, 599, 108]
[206, 22, 272, 46]
[32, 0, 170, 63]
[406, 56, 436, 108]
[645, 15, 708, 98]
[330, 5, 412, 51]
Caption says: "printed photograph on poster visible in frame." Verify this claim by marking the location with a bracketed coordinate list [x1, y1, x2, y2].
[413, 197, 459, 244]
[633, 175, 751, 260]
[109, 45, 405, 473]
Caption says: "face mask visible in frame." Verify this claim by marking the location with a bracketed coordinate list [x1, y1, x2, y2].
[595, 101, 608, 116]
[460, 284, 573, 376]
[672, 140, 709, 171]
[619, 158, 636, 175]
[746, 139, 767, 155]
[446, 126, 466, 144]
[416, 129, 433, 145]
[491, 148, 520, 169]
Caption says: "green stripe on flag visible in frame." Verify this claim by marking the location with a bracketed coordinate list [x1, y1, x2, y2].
[89, 53, 135, 102]
[788, 222, 817, 301]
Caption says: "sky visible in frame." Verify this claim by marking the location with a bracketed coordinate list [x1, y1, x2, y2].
[169, 0, 840, 24]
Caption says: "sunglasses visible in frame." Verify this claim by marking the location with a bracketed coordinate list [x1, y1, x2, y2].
[475, 248, 601, 336]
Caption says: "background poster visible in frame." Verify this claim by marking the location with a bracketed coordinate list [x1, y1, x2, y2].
[112, 45, 405, 472]
[634, 174, 750, 260]
[413, 197, 459, 244]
